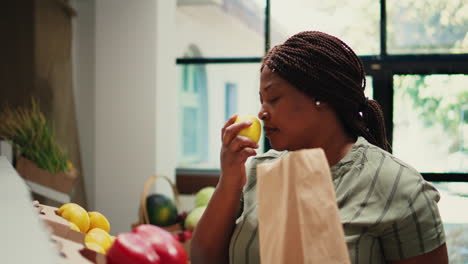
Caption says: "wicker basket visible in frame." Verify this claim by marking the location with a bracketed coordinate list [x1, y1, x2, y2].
[132, 175, 182, 232]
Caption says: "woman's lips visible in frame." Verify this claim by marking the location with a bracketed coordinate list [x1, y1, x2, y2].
[263, 126, 279, 137]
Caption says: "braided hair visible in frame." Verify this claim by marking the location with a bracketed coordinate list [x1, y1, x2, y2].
[262, 31, 390, 151]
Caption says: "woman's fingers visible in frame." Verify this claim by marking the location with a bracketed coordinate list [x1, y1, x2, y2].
[222, 121, 253, 146]
[219, 115, 258, 189]
[228, 136, 259, 152]
[239, 148, 257, 162]
[221, 114, 238, 141]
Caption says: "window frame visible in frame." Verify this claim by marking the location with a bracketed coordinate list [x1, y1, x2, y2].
[175, 0, 468, 193]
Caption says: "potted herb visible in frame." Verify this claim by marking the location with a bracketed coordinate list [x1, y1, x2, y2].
[0, 99, 76, 193]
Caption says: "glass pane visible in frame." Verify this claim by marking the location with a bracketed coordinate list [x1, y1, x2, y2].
[393, 74, 468, 173]
[176, 0, 265, 57]
[182, 107, 199, 155]
[270, 0, 379, 55]
[177, 63, 264, 169]
[387, 0, 468, 54]
[432, 182, 468, 263]
[225, 82, 238, 121]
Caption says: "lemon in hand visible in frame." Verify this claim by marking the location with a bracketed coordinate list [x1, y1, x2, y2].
[58, 203, 90, 233]
[88, 211, 110, 233]
[85, 228, 112, 252]
[235, 115, 261, 143]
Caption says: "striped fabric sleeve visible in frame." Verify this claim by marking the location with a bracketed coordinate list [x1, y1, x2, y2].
[237, 193, 244, 219]
[379, 179, 446, 261]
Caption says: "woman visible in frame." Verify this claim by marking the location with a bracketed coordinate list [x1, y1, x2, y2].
[191, 31, 448, 264]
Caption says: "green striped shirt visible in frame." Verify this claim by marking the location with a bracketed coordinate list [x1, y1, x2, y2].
[229, 137, 445, 264]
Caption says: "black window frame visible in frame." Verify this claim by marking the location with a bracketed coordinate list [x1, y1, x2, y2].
[176, 0, 468, 193]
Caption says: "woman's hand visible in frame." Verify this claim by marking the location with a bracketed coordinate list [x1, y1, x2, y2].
[220, 114, 259, 189]
[191, 115, 259, 264]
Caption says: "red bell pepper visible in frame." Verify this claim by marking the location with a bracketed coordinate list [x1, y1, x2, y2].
[107, 232, 161, 264]
[133, 224, 188, 264]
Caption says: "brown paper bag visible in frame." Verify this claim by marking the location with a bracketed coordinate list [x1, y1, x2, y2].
[257, 148, 350, 264]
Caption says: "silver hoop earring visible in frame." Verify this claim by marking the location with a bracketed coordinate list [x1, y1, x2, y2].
[315, 101, 321, 106]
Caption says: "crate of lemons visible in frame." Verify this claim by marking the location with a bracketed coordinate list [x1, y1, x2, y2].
[57, 203, 113, 255]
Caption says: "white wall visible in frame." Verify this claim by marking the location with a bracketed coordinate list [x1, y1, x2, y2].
[154, 1, 179, 200]
[71, 0, 96, 209]
[73, 0, 177, 234]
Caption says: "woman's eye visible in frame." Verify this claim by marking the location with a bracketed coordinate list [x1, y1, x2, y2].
[268, 97, 280, 104]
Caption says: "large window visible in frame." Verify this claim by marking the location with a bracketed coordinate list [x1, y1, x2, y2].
[432, 181, 468, 263]
[270, 0, 380, 55]
[176, 1, 468, 260]
[387, 0, 468, 54]
[177, 62, 262, 169]
[393, 75, 468, 173]
[179, 45, 209, 166]
[225, 82, 238, 121]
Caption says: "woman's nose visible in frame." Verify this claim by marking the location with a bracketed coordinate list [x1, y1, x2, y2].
[258, 109, 269, 120]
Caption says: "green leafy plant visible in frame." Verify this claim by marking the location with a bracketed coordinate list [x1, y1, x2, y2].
[0, 99, 70, 174]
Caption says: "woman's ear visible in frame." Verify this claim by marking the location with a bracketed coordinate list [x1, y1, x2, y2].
[313, 98, 329, 111]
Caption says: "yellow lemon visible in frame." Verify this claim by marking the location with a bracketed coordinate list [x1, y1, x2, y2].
[57, 203, 79, 216]
[235, 115, 261, 143]
[87, 227, 111, 239]
[69, 222, 80, 232]
[59, 203, 90, 233]
[85, 242, 106, 254]
[88, 212, 110, 233]
[85, 228, 112, 252]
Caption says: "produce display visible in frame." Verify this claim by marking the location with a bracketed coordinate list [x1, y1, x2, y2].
[85, 228, 113, 253]
[184, 186, 215, 232]
[185, 206, 207, 231]
[44, 180, 219, 264]
[88, 211, 111, 233]
[56, 203, 114, 254]
[194, 186, 215, 208]
[107, 232, 161, 264]
[146, 194, 179, 227]
[171, 230, 192, 244]
[57, 203, 91, 233]
[54, 202, 190, 263]
[69, 221, 80, 232]
[51, 184, 217, 263]
[107, 225, 188, 264]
